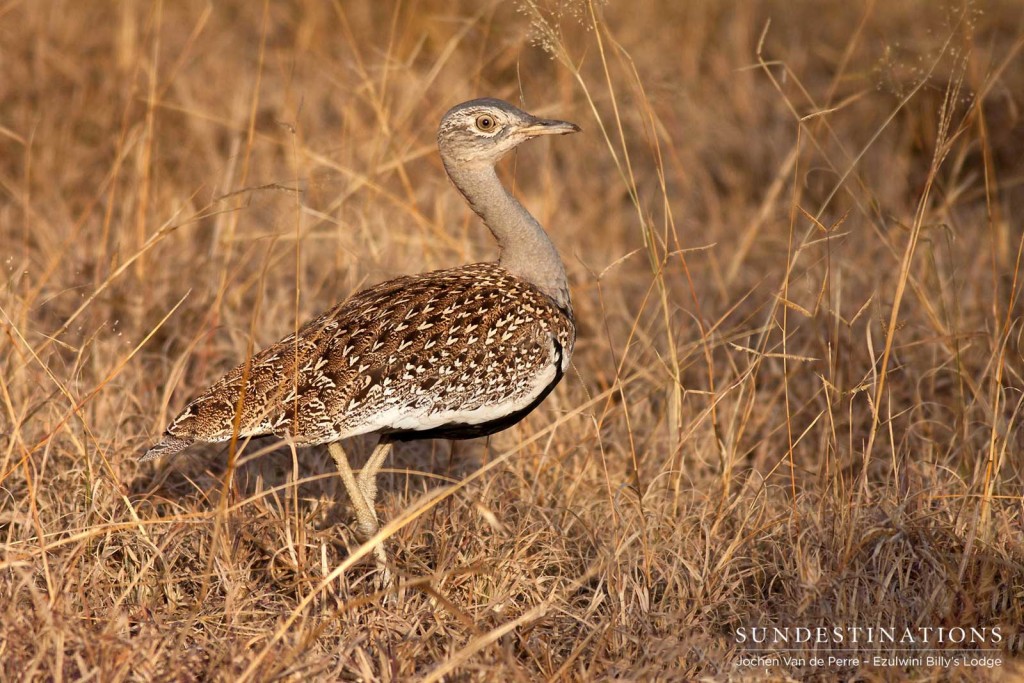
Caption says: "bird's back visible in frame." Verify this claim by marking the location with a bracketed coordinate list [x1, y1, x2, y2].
[144, 263, 574, 459]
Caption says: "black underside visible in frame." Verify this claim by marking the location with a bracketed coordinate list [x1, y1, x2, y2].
[384, 341, 565, 443]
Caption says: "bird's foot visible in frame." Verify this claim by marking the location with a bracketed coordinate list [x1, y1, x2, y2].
[373, 544, 394, 593]
[352, 523, 394, 592]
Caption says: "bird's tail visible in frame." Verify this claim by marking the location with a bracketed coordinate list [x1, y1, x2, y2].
[139, 435, 192, 462]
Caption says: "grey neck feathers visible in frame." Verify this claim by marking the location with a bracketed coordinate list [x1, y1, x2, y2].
[444, 159, 571, 313]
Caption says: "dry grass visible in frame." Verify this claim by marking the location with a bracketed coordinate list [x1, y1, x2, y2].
[2, 0, 1023, 680]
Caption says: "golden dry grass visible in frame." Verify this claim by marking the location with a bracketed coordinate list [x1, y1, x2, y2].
[2, 0, 1023, 680]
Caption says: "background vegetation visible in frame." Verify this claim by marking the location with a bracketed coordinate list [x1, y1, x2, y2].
[2, 0, 1023, 679]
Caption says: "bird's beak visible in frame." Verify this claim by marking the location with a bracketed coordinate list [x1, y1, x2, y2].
[522, 117, 581, 136]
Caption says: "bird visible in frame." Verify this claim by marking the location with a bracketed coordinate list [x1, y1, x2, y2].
[142, 98, 579, 581]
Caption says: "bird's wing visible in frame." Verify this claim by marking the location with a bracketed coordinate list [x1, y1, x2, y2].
[146, 263, 573, 457]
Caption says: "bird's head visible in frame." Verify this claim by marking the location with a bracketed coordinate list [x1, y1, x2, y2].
[437, 98, 580, 166]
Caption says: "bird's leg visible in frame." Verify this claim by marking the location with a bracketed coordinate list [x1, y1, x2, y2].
[357, 437, 393, 514]
[328, 441, 389, 581]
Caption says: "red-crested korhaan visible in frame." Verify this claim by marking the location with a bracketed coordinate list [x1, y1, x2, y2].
[143, 98, 579, 581]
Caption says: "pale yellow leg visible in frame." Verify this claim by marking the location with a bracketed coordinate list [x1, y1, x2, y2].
[357, 438, 393, 513]
[328, 441, 389, 584]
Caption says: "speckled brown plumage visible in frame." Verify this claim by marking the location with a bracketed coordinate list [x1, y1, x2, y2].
[143, 263, 574, 459]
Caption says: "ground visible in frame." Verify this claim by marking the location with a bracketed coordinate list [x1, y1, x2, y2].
[1, 1, 1023, 680]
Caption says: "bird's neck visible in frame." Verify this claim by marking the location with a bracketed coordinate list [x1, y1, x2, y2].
[444, 160, 571, 312]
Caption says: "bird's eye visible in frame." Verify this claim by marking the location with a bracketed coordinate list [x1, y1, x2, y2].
[475, 115, 496, 131]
